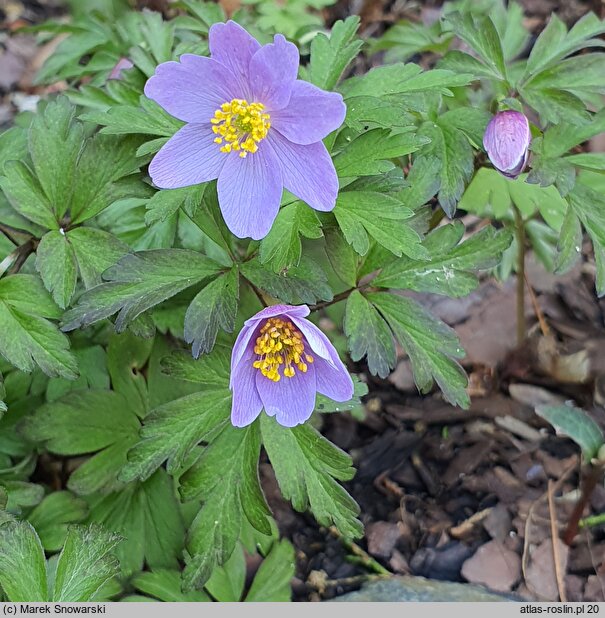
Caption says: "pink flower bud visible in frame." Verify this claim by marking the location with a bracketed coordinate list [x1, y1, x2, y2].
[483, 110, 531, 179]
[108, 57, 134, 80]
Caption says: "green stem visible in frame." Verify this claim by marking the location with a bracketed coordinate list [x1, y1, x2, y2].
[513, 207, 526, 345]
[580, 513, 605, 529]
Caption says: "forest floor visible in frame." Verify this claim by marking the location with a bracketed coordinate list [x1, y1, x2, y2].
[1, 0, 605, 603]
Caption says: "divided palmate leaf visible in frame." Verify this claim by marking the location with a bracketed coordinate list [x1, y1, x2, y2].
[334, 128, 429, 178]
[184, 266, 239, 358]
[87, 470, 185, 576]
[0, 518, 48, 601]
[21, 390, 140, 495]
[52, 524, 122, 602]
[443, 12, 507, 81]
[259, 202, 323, 272]
[374, 221, 513, 297]
[119, 387, 231, 483]
[28, 491, 89, 551]
[306, 16, 363, 90]
[180, 423, 272, 590]
[334, 191, 427, 259]
[369, 292, 469, 407]
[0, 275, 78, 379]
[240, 257, 332, 305]
[62, 249, 222, 332]
[261, 416, 362, 539]
[344, 290, 396, 378]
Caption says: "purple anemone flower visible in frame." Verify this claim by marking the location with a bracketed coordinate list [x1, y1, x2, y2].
[483, 110, 531, 179]
[144, 21, 346, 240]
[230, 304, 354, 428]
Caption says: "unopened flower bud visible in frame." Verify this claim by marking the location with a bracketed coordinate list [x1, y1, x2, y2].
[483, 110, 531, 179]
[108, 57, 134, 81]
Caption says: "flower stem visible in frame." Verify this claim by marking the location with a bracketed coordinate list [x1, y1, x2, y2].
[513, 207, 526, 345]
[580, 513, 605, 529]
[329, 526, 391, 576]
[563, 464, 604, 545]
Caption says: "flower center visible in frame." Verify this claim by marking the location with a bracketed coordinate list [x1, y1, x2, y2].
[211, 98, 271, 158]
[252, 317, 314, 382]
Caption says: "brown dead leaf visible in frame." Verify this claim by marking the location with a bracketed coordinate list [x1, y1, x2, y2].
[366, 521, 402, 559]
[461, 540, 521, 592]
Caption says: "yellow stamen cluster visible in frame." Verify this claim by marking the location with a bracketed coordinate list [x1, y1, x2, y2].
[252, 317, 314, 382]
[211, 98, 270, 158]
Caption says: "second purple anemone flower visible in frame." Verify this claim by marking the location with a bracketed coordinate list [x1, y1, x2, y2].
[230, 304, 354, 428]
[483, 110, 531, 179]
[144, 21, 346, 240]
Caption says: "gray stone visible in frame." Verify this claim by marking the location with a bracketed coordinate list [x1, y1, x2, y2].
[332, 576, 519, 602]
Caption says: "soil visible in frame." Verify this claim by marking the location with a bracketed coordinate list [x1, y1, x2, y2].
[2, 0, 605, 604]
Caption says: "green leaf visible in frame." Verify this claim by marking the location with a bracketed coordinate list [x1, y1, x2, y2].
[259, 202, 323, 272]
[324, 225, 357, 287]
[334, 129, 428, 177]
[342, 63, 472, 98]
[536, 403, 604, 461]
[554, 206, 583, 274]
[567, 182, 605, 295]
[374, 222, 513, 296]
[245, 540, 295, 602]
[160, 344, 230, 387]
[444, 12, 507, 80]
[28, 491, 89, 551]
[1, 482, 44, 515]
[540, 109, 605, 157]
[0, 160, 58, 229]
[261, 417, 362, 538]
[105, 331, 152, 420]
[0, 126, 28, 173]
[62, 249, 221, 332]
[523, 12, 605, 79]
[437, 50, 503, 81]
[526, 152, 576, 197]
[344, 290, 395, 378]
[205, 544, 246, 602]
[306, 16, 362, 90]
[566, 153, 605, 172]
[52, 524, 121, 602]
[29, 95, 84, 220]
[459, 169, 568, 230]
[21, 390, 139, 494]
[371, 19, 451, 64]
[180, 423, 272, 590]
[80, 95, 184, 137]
[398, 155, 441, 210]
[131, 570, 210, 602]
[119, 387, 231, 483]
[69, 133, 147, 224]
[334, 190, 426, 258]
[369, 292, 469, 407]
[240, 257, 332, 305]
[0, 275, 78, 379]
[0, 518, 48, 601]
[184, 267, 239, 358]
[315, 375, 368, 414]
[87, 470, 184, 576]
[418, 117, 475, 216]
[519, 85, 590, 126]
[344, 96, 415, 133]
[35, 230, 78, 309]
[67, 227, 129, 289]
[145, 186, 200, 226]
